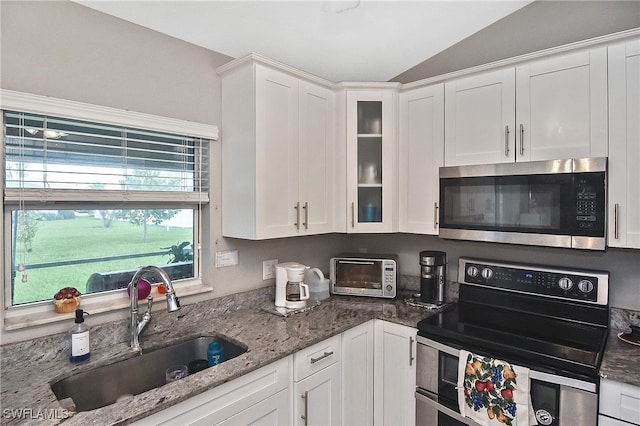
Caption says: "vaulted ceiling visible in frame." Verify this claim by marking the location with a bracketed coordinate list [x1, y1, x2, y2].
[74, 1, 532, 82]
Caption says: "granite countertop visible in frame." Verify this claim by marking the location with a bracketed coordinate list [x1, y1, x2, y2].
[2, 286, 638, 426]
[600, 327, 640, 386]
[0, 289, 432, 426]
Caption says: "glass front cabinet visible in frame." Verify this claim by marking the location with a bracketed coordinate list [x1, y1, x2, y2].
[346, 89, 396, 233]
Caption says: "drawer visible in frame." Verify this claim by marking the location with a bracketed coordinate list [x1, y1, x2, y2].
[600, 378, 640, 425]
[294, 335, 341, 382]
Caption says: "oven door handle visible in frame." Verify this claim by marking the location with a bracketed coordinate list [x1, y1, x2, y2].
[415, 389, 477, 426]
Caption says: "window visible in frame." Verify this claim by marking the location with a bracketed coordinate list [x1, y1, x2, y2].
[2, 96, 213, 312]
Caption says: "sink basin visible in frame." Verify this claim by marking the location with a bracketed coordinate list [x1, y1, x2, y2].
[51, 335, 247, 412]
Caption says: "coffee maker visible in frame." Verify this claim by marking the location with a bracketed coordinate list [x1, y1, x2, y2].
[275, 262, 309, 309]
[419, 251, 447, 304]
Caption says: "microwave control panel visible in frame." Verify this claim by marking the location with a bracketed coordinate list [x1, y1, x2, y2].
[573, 172, 606, 235]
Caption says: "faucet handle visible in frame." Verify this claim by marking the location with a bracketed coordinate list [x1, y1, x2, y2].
[145, 296, 153, 314]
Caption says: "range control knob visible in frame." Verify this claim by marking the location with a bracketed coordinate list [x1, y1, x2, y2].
[558, 277, 573, 291]
[467, 266, 479, 277]
[481, 268, 494, 280]
[578, 280, 594, 293]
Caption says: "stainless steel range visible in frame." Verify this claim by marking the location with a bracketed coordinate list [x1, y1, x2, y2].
[416, 257, 609, 426]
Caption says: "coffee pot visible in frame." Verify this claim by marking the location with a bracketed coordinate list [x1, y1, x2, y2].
[275, 262, 309, 309]
[285, 264, 309, 309]
[419, 251, 447, 304]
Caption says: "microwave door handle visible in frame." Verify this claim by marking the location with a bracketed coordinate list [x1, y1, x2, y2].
[338, 260, 376, 265]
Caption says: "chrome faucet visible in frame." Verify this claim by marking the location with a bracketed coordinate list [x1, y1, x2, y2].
[129, 265, 181, 351]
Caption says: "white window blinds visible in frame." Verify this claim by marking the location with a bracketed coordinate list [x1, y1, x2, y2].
[4, 110, 210, 206]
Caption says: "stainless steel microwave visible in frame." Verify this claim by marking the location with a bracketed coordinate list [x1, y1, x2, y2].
[438, 157, 607, 250]
[330, 254, 398, 298]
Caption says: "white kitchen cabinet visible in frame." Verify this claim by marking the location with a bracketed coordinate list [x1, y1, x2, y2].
[444, 67, 515, 166]
[608, 38, 640, 249]
[398, 84, 444, 234]
[216, 389, 290, 426]
[132, 356, 291, 425]
[219, 56, 335, 239]
[599, 378, 640, 426]
[293, 363, 341, 426]
[342, 320, 375, 426]
[345, 89, 397, 233]
[374, 320, 417, 426]
[445, 46, 608, 166]
[293, 335, 341, 425]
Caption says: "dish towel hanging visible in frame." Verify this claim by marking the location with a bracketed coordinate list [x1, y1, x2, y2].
[457, 350, 538, 426]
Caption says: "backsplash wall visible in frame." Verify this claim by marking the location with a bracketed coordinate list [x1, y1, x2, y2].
[344, 233, 640, 311]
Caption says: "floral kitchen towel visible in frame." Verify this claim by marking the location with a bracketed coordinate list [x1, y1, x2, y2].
[457, 350, 537, 426]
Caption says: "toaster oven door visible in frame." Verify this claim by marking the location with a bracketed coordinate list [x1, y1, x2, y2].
[331, 258, 394, 297]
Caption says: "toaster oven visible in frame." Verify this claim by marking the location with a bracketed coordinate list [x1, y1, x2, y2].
[330, 254, 398, 298]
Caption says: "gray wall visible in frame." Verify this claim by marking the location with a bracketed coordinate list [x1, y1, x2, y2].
[393, 0, 640, 83]
[339, 234, 640, 311]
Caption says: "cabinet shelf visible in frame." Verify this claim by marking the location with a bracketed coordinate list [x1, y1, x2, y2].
[357, 133, 383, 138]
[358, 183, 383, 188]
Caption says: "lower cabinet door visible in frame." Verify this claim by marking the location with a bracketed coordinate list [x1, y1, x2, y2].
[374, 320, 417, 426]
[216, 389, 291, 426]
[293, 362, 341, 425]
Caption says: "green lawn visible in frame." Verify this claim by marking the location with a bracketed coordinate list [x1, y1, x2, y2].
[12, 215, 192, 305]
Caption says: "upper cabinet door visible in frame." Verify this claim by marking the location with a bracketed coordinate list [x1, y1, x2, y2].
[255, 65, 300, 238]
[346, 90, 396, 233]
[445, 47, 608, 167]
[516, 46, 608, 162]
[298, 81, 335, 235]
[444, 68, 516, 166]
[398, 84, 444, 234]
[221, 58, 336, 240]
[608, 39, 640, 249]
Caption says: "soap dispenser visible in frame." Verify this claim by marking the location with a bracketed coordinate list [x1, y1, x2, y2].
[69, 309, 90, 363]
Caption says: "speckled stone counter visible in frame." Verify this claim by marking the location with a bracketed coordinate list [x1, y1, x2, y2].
[2, 285, 637, 425]
[600, 307, 640, 387]
[600, 328, 640, 386]
[0, 288, 432, 426]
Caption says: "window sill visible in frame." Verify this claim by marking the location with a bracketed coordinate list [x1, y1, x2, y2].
[3, 281, 212, 331]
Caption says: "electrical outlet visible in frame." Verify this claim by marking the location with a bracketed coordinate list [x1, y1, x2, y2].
[262, 259, 278, 280]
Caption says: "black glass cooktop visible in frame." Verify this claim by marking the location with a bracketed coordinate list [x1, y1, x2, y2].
[417, 301, 608, 381]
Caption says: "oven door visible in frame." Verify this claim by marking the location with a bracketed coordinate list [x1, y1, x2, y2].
[416, 336, 598, 426]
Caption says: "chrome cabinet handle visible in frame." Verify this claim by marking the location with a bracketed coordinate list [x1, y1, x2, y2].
[409, 337, 415, 366]
[519, 123, 525, 156]
[433, 202, 439, 228]
[351, 202, 355, 228]
[310, 351, 334, 364]
[303, 202, 308, 230]
[301, 392, 309, 425]
[504, 125, 510, 157]
[614, 203, 620, 240]
[294, 202, 300, 230]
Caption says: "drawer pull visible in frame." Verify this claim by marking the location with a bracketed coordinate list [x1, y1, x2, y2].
[310, 351, 334, 364]
[301, 392, 309, 425]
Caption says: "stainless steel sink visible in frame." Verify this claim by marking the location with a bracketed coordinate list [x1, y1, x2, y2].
[51, 335, 247, 412]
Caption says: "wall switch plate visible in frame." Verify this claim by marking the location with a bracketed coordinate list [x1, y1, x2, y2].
[215, 250, 239, 268]
[262, 259, 278, 280]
